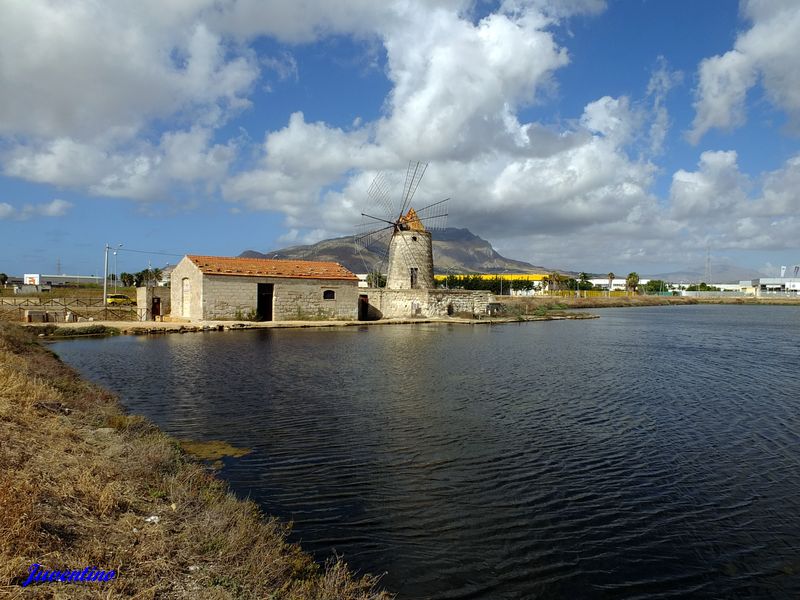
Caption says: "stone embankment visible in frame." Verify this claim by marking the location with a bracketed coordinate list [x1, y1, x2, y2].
[21, 312, 598, 338]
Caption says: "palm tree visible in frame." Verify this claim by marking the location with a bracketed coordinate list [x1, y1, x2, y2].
[607, 272, 615, 296]
[578, 272, 589, 293]
[626, 272, 640, 294]
[149, 267, 163, 287]
[549, 271, 562, 292]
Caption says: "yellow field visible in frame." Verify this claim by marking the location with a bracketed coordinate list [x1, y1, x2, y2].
[434, 273, 548, 281]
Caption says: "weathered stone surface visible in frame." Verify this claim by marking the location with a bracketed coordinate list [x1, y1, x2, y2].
[170, 256, 359, 322]
[386, 230, 435, 290]
[362, 288, 491, 318]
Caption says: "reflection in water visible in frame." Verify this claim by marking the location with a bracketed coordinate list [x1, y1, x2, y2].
[53, 306, 800, 599]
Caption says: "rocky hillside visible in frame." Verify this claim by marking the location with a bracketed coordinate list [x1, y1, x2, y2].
[241, 227, 553, 274]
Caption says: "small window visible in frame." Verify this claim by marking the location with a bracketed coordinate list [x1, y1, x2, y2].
[323, 290, 335, 300]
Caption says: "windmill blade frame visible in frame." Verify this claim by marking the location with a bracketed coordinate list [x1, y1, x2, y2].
[367, 171, 397, 222]
[411, 197, 449, 231]
[398, 161, 428, 219]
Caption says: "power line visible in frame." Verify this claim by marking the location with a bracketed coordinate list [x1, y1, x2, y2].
[116, 248, 184, 257]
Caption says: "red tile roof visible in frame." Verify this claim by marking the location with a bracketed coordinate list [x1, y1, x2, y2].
[186, 255, 358, 281]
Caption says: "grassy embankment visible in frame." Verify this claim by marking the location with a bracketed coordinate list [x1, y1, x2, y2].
[0, 323, 390, 599]
[502, 294, 800, 312]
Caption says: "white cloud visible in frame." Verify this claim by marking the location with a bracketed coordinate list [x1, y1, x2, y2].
[262, 51, 299, 83]
[580, 96, 639, 144]
[5, 128, 236, 201]
[36, 198, 72, 217]
[667, 150, 800, 253]
[689, 0, 800, 143]
[224, 2, 613, 229]
[0, 2, 258, 143]
[2, 0, 797, 272]
[0, 198, 73, 220]
[646, 57, 682, 154]
[670, 151, 748, 219]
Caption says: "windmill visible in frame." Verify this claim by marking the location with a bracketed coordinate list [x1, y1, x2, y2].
[354, 161, 448, 289]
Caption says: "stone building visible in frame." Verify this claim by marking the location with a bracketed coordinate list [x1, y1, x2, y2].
[136, 286, 171, 321]
[361, 207, 492, 319]
[386, 208, 435, 290]
[170, 255, 360, 321]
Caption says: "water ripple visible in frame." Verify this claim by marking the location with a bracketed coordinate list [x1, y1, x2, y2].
[52, 306, 800, 599]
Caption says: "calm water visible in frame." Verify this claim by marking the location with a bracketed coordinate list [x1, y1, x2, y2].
[52, 306, 800, 599]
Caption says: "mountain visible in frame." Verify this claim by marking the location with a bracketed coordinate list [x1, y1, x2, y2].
[240, 227, 555, 274]
[650, 263, 764, 283]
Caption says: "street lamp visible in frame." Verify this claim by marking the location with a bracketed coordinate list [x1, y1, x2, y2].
[102, 243, 122, 309]
[103, 243, 110, 309]
[112, 244, 122, 291]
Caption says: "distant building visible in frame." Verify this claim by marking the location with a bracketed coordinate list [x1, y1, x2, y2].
[23, 273, 103, 286]
[588, 278, 649, 291]
[170, 255, 360, 321]
[157, 264, 175, 287]
[740, 278, 800, 296]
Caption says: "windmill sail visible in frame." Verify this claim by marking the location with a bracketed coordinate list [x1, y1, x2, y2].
[353, 161, 446, 289]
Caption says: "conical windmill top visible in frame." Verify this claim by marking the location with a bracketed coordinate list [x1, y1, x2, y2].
[353, 162, 448, 289]
[399, 207, 426, 231]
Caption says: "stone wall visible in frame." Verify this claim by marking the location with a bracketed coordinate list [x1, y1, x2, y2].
[170, 258, 203, 320]
[137, 286, 172, 321]
[363, 288, 491, 318]
[202, 275, 359, 321]
[386, 230, 435, 289]
[271, 280, 359, 321]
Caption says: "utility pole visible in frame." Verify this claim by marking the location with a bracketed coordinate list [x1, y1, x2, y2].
[102, 243, 110, 312]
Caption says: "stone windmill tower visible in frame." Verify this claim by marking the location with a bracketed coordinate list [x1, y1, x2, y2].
[354, 162, 448, 289]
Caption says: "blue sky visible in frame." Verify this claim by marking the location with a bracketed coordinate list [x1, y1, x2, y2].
[1, 0, 798, 278]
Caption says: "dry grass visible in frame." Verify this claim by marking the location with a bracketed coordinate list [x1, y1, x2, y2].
[0, 323, 392, 599]
[502, 294, 800, 312]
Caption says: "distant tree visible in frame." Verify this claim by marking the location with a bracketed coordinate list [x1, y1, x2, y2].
[119, 272, 135, 287]
[578, 272, 593, 290]
[366, 271, 386, 287]
[626, 272, 640, 293]
[607, 272, 615, 293]
[0, 273, 7, 286]
[133, 268, 164, 287]
[643, 279, 668, 294]
[686, 282, 719, 292]
[548, 271, 563, 292]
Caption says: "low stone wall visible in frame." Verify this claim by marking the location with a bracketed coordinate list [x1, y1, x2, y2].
[362, 288, 491, 319]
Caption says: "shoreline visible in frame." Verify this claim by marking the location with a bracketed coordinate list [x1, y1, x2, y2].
[21, 312, 599, 338]
[0, 323, 392, 598]
[14, 295, 799, 339]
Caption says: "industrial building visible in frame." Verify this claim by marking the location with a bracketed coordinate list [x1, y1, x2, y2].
[739, 278, 800, 296]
